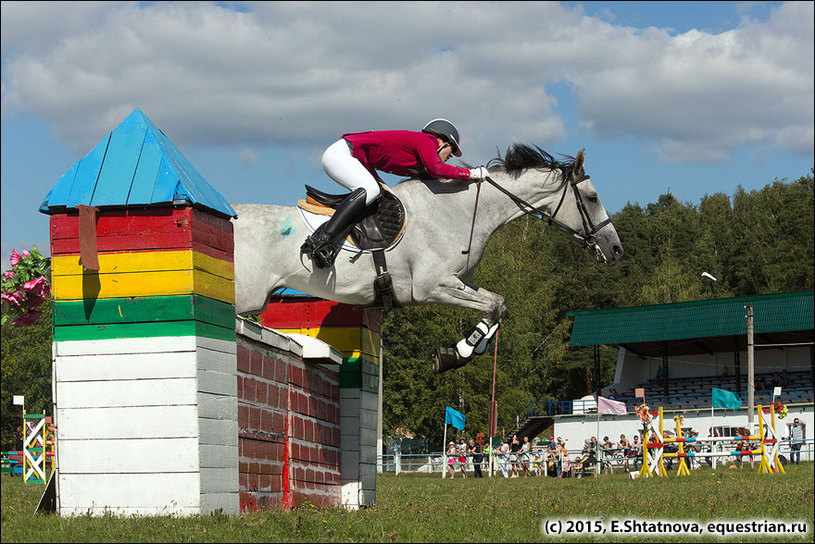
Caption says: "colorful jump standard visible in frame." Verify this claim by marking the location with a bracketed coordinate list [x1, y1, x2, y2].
[639, 404, 784, 478]
[41, 109, 240, 516]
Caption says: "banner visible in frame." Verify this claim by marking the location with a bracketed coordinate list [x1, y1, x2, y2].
[597, 395, 627, 415]
[445, 407, 466, 430]
[712, 388, 742, 410]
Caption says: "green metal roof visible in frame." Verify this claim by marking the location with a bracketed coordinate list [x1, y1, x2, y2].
[568, 290, 814, 348]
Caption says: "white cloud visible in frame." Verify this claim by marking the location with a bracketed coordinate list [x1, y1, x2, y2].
[1, 1, 812, 164]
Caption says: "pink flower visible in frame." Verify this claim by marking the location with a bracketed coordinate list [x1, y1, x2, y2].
[10, 249, 21, 267]
[21, 250, 30, 259]
[23, 276, 48, 295]
[2, 290, 23, 309]
[2, 270, 13, 281]
[13, 310, 42, 327]
[26, 293, 47, 309]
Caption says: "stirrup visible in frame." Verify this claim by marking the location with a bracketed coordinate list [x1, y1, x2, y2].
[301, 229, 337, 268]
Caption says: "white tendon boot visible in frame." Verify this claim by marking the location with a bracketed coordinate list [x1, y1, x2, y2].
[455, 320, 499, 359]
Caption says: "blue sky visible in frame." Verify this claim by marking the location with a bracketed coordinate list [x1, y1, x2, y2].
[2, 1, 813, 270]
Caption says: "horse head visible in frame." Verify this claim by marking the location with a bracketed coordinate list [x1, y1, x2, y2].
[490, 144, 623, 265]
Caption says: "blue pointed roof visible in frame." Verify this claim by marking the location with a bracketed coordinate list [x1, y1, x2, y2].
[39, 108, 237, 218]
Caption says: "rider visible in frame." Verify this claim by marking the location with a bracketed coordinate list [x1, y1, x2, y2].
[301, 119, 489, 268]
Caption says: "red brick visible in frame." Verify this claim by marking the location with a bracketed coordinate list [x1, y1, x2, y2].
[237, 344, 251, 373]
[238, 404, 249, 427]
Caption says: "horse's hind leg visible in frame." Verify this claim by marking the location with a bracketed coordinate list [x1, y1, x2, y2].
[426, 277, 508, 373]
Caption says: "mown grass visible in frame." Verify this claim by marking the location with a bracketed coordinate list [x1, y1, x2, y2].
[2, 464, 813, 542]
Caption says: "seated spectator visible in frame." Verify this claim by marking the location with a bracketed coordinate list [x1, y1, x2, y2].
[546, 436, 560, 477]
[601, 436, 616, 474]
[619, 434, 632, 472]
[630, 435, 642, 469]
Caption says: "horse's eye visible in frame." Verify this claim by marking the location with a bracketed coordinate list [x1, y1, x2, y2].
[587, 195, 598, 204]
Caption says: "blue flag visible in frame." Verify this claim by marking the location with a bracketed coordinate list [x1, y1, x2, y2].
[712, 388, 742, 409]
[445, 407, 466, 430]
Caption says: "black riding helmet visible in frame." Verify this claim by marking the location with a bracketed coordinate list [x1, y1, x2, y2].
[422, 118, 462, 157]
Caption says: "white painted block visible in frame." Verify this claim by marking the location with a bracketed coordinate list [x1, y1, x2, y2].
[358, 486, 376, 508]
[58, 472, 201, 515]
[341, 450, 360, 480]
[359, 408, 378, 430]
[340, 416, 361, 439]
[359, 463, 377, 486]
[200, 444, 238, 468]
[198, 369, 237, 396]
[58, 437, 200, 473]
[199, 418, 238, 447]
[340, 397, 361, 414]
[340, 388, 361, 400]
[341, 481, 361, 510]
[54, 336, 201, 357]
[56, 351, 197, 382]
[197, 346, 237, 374]
[198, 392, 238, 421]
[57, 405, 199, 440]
[359, 427, 378, 448]
[200, 492, 240, 515]
[57, 378, 198, 408]
[360, 390, 378, 412]
[359, 446, 377, 465]
[197, 336, 237, 355]
[200, 467, 239, 494]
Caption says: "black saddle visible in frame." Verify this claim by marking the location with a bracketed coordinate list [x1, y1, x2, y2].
[303, 184, 406, 251]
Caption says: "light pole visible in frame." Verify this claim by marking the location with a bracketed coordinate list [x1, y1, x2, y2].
[701, 273, 755, 431]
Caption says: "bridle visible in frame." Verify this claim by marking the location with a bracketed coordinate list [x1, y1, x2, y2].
[482, 170, 613, 250]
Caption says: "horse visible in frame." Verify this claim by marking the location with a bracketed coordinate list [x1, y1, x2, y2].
[232, 144, 623, 372]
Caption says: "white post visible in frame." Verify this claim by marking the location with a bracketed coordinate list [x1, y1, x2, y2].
[441, 423, 447, 478]
[746, 304, 755, 433]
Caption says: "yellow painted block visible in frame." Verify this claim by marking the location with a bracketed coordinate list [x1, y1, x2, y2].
[52, 251, 233, 280]
[277, 326, 380, 363]
[52, 269, 234, 304]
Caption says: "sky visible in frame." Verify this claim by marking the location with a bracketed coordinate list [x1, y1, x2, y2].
[2, 1, 813, 270]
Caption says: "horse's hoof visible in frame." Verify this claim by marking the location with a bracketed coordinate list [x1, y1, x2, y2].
[432, 347, 470, 374]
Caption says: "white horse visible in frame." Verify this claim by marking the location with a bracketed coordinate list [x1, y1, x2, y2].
[232, 144, 623, 372]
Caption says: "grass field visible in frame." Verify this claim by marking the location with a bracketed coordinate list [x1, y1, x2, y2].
[2, 464, 813, 543]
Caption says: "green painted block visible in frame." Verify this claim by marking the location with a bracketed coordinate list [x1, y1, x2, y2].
[54, 320, 236, 343]
[53, 295, 235, 329]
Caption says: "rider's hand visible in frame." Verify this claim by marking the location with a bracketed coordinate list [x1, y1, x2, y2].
[469, 166, 489, 180]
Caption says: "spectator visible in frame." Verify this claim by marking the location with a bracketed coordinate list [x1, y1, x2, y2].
[446, 442, 457, 478]
[601, 436, 616, 474]
[498, 438, 511, 478]
[509, 435, 521, 478]
[789, 417, 806, 465]
[619, 434, 632, 472]
[532, 451, 543, 476]
[468, 438, 484, 478]
[557, 437, 570, 478]
[519, 436, 532, 477]
[456, 437, 468, 479]
[630, 435, 642, 470]
[546, 436, 560, 477]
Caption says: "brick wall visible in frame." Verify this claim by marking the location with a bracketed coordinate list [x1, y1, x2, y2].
[237, 324, 341, 510]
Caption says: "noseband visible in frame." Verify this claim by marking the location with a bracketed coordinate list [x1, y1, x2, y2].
[483, 172, 613, 249]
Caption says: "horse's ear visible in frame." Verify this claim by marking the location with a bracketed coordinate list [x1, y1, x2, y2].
[575, 149, 585, 174]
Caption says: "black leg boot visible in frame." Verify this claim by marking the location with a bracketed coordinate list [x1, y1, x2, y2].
[301, 188, 369, 268]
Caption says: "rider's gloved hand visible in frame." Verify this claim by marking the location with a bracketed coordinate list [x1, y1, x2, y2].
[469, 166, 489, 180]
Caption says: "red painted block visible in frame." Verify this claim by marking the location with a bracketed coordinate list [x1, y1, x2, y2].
[259, 297, 381, 332]
[49, 208, 233, 260]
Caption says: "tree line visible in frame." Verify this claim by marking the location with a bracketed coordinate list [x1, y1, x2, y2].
[379, 172, 814, 447]
[1, 172, 812, 451]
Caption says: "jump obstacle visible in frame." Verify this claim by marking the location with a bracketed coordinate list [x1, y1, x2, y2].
[39, 109, 380, 515]
[638, 404, 785, 478]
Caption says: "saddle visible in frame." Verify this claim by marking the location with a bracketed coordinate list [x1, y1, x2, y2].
[297, 183, 406, 251]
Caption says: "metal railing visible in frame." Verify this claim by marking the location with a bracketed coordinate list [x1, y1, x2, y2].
[511, 387, 814, 424]
[377, 440, 814, 476]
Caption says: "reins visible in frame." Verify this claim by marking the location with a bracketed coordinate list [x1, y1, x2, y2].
[478, 171, 612, 248]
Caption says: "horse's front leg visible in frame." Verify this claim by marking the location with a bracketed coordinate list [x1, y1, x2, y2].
[424, 277, 508, 373]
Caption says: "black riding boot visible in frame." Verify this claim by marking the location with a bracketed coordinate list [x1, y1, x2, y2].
[301, 188, 368, 268]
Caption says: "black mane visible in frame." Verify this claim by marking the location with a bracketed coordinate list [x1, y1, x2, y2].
[488, 143, 578, 180]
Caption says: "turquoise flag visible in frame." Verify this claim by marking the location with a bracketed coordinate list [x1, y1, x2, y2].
[712, 388, 742, 409]
[445, 407, 466, 430]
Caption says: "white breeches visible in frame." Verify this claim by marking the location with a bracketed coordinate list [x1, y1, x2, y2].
[321, 139, 381, 205]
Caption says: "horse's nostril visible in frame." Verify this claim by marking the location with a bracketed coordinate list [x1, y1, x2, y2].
[614, 245, 623, 257]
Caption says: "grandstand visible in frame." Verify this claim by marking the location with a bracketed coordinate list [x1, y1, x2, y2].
[509, 291, 814, 447]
